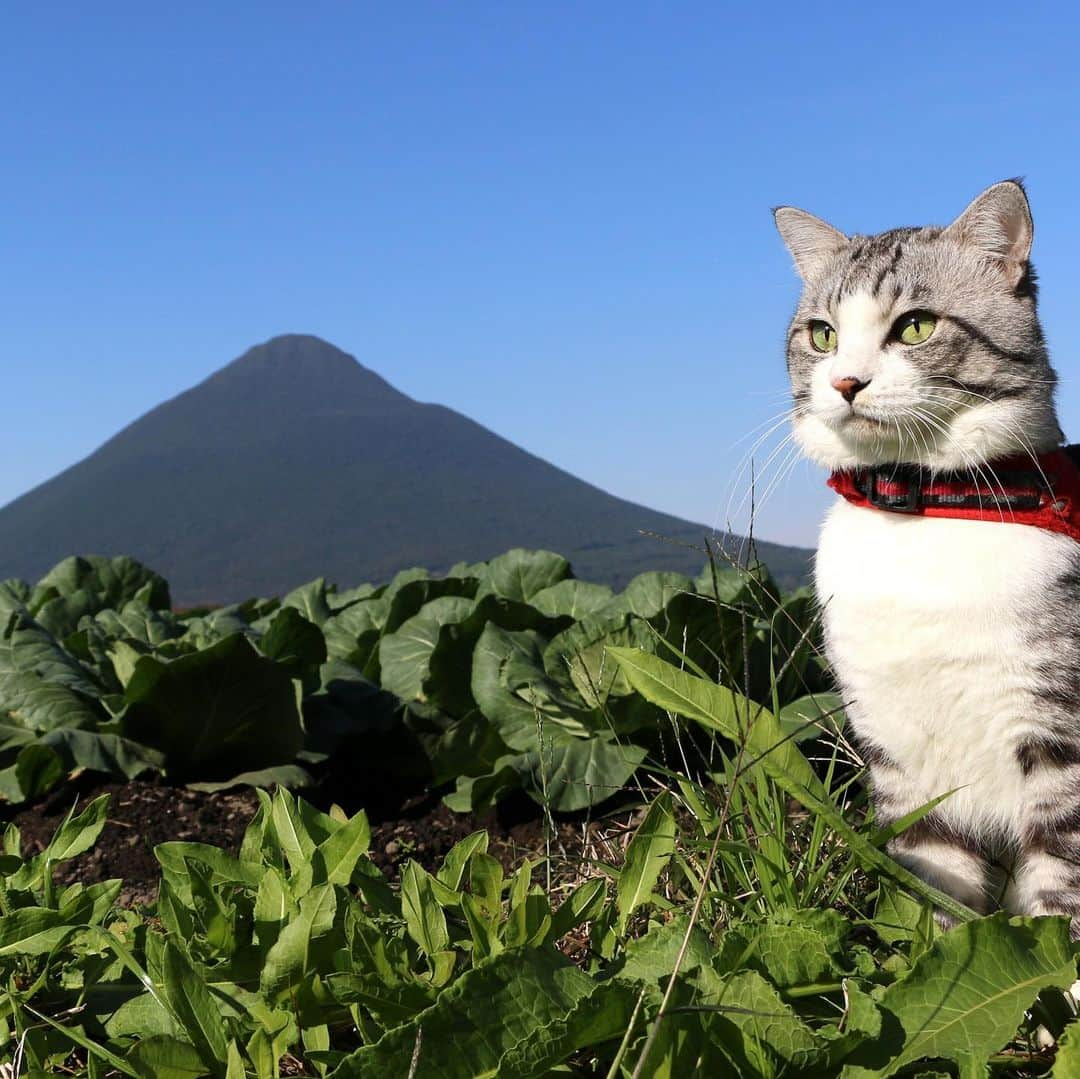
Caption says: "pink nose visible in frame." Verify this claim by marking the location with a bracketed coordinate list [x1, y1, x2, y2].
[831, 376, 869, 404]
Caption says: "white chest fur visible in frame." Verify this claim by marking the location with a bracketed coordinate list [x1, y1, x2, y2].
[816, 499, 1076, 836]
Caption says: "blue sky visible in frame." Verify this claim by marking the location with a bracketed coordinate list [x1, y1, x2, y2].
[3, 3, 1079, 547]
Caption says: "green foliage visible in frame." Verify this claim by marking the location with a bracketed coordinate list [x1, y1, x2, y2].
[330, 949, 635, 1078]
[7, 546, 1074, 1074]
[0, 783, 1071, 1077]
[30, 555, 171, 640]
[0, 788, 627, 1074]
[0, 547, 839, 810]
[609, 647, 978, 925]
[119, 634, 305, 781]
[616, 793, 676, 936]
[0, 549, 1064, 1075]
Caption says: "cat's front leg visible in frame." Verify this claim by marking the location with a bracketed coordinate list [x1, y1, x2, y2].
[1008, 797, 1080, 1043]
[872, 764, 998, 921]
[1011, 797, 1080, 938]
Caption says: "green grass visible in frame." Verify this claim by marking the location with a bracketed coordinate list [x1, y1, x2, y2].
[1, 549, 1078, 1076]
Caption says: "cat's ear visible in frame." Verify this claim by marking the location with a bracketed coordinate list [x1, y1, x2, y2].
[944, 180, 1033, 286]
[773, 207, 848, 281]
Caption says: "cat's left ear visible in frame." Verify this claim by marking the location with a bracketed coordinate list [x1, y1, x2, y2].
[944, 180, 1033, 286]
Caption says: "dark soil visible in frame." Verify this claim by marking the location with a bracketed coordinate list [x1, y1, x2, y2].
[5, 772, 640, 908]
[8, 776, 262, 908]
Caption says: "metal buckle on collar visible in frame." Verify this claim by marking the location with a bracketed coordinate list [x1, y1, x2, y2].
[855, 466, 923, 514]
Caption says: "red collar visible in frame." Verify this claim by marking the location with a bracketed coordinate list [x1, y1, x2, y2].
[828, 448, 1080, 542]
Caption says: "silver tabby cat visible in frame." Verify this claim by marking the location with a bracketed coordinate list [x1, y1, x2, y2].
[774, 181, 1080, 931]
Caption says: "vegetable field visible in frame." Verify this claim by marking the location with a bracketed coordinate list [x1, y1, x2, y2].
[1, 550, 1077, 1076]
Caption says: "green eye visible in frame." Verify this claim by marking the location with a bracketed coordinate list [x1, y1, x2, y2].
[895, 311, 937, 345]
[809, 320, 837, 352]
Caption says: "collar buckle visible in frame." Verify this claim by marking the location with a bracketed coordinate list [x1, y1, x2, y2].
[855, 466, 924, 514]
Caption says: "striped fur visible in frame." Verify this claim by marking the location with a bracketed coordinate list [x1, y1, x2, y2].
[775, 181, 1080, 934]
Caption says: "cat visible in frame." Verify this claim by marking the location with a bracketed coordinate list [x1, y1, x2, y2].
[773, 180, 1080, 933]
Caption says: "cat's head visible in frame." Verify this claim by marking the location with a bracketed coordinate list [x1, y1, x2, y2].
[774, 180, 1062, 471]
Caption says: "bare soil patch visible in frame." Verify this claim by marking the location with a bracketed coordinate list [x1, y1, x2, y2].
[3, 773, 639, 908]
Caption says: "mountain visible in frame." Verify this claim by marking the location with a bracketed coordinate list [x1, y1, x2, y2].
[0, 335, 812, 603]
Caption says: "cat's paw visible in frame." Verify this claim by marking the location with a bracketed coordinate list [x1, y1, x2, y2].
[1030, 981, 1080, 1049]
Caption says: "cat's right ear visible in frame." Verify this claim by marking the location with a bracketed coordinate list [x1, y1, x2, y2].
[773, 207, 848, 281]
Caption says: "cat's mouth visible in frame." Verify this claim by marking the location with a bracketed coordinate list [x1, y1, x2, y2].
[848, 411, 888, 425]
[829, 408, 890, 430]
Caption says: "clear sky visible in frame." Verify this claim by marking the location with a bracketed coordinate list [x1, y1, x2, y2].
[3, 3, 1079, 547]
